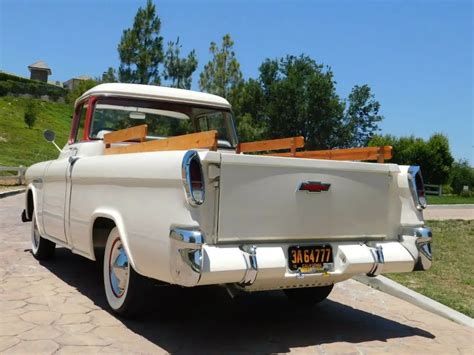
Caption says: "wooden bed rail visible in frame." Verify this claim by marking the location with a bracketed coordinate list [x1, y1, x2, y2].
[267, 146, 393, 163]
[102, 125, 391, 162]
[237, 136, 305, 155]
[104, 127, 218, 155]
[238, 135, 391, 162]
[103, 124, 148, 148]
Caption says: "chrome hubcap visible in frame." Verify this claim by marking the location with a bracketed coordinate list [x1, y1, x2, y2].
[109, 240, 129, 298]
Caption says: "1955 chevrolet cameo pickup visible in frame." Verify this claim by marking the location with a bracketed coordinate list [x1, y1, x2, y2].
[21, 83, 432, 316]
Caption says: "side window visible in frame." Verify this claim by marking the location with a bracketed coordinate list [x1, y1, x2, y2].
[74, 103, 88, 142]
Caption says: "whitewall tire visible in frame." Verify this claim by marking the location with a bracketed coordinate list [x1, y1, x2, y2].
[103, 227, 148, 317]
[31, 213, 55, 260]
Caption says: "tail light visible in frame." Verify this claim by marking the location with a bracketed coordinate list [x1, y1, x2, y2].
[408, 166, 427, 210]
[182, 151, 205, 206]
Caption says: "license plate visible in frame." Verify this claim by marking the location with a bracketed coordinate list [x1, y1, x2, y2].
[288, 245, 333, 273]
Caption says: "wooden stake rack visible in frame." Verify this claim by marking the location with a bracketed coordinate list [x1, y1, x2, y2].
[104, 124, 218, 155]
[103, 124, 392, 162]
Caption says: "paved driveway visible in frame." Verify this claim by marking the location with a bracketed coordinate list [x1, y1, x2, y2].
[0, 193, 473, 354]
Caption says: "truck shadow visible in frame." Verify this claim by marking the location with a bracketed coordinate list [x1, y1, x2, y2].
[40, 247, 435, 353]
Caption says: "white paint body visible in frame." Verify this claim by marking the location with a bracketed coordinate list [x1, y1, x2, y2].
[25, 85, 428, 291]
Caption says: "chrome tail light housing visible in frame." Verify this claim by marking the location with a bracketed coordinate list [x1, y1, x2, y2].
[408, 166, 427, 210]
[182, 150, 205, 206]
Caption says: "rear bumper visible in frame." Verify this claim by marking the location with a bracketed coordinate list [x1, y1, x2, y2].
[400, 226, 433, 271]
[169, 226, 432, 291]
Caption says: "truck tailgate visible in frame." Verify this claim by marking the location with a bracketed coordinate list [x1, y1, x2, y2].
[217, 154, 400, 243]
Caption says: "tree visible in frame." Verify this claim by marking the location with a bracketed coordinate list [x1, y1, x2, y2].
[101, 67, 117, 83]
[24, 100, 37, 129]
[342, 84, 383, 147]
[118, 0, 163, 84]
[424, 134, 454, 184]
[257, 55, 345, 149]
[66, 80, 97, 104]
[230, 55, 384, 148]
[230, 79, 267, 142]
[369, 133, 454, 185]
[163, 37, 198, 89]
[199, 34, 243, 99]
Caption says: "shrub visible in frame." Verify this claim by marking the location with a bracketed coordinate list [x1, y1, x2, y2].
[450, 160, 474, 195]
[441, 184, 453, 195]
[24, 100, 38, 129]
[369, 133, 454, 185]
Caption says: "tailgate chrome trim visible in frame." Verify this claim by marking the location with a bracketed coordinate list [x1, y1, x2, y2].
[217, 234, 387, 244]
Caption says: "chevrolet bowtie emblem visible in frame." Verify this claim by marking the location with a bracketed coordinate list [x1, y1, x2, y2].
[297, 181, 331, 193]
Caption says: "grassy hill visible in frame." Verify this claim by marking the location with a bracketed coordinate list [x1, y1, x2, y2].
[0, 96, 73, 167]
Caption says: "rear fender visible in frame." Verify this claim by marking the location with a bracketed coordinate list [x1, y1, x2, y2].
[89, 208, 138, 272]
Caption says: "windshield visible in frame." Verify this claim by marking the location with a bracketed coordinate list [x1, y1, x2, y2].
[89, 97, 238, 148]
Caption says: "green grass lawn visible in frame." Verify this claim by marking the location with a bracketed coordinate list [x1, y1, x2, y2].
[427, 195, 474, 205]
[388, 219, 474, 317]
[0, 96, 72, 167]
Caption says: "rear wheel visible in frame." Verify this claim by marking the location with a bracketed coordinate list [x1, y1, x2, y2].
[31, 213, 55, 260]
[103, 227, 149, 317]
[284, 284, 334, 305]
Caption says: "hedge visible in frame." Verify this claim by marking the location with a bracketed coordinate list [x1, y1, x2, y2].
[0, 72, 35, 84]
[0, 75, 66, 100]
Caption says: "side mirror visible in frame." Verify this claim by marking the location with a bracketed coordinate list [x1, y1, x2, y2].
[43, 130, 56, 142]
[43, 129, 61, 152]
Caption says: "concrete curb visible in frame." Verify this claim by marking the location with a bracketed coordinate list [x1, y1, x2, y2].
[428, 204, 474, 209]
[354, 275, 474, 329]
[0, 188, 25, 199]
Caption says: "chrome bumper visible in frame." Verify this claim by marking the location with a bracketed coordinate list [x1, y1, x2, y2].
[169, 228, 204, 287]
[400, 226, 433, 271]
[169, 227, 429, 290]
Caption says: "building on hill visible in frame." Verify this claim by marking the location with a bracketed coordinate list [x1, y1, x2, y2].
[64, 75, 94, 91]
[28, 61, 52, 82]
[48, 80, 63, 87]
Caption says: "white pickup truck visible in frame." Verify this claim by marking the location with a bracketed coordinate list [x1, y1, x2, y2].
[22, 83, 432, 316]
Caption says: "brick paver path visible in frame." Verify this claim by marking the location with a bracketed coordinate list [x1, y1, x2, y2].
[1, 193, 473, 354]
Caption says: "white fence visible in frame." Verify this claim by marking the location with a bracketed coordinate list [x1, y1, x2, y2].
[0, 166, 26, 185]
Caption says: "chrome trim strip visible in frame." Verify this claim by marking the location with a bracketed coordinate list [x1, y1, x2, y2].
[182, 150, 205, 207]
[408, 166, 427, 210]
[218, 234, 386, 243]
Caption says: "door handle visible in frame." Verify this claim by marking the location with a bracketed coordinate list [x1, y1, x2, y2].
[68, 156, 79, 166]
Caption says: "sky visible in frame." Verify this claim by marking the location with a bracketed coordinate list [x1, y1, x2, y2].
[0, 0, 472, 164]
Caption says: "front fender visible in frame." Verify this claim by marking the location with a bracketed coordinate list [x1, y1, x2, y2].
[25, 184, 47, 236]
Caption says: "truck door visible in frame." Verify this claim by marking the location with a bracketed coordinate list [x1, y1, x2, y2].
[41, 148, 77, 243]
[41, 102, 87, 244]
